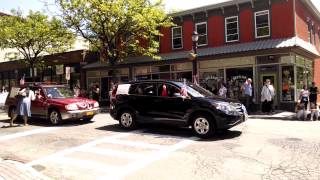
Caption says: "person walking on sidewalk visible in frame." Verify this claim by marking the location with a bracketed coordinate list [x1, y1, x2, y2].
[218, 82, 227, 98]
[261, 79, 275, 113]
[242, 78, 253, 113]
[309, 82, 319, 106]
[299, 85, 310, 111]
[10, 87, 36, 126]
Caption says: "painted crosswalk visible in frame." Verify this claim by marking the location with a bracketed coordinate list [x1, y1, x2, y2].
[26, 130, 198, 180]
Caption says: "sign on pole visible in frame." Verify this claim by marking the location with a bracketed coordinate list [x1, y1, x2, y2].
[65, 66, 71, 81]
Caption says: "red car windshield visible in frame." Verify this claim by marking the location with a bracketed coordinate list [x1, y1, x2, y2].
[43, 87, 74, 99]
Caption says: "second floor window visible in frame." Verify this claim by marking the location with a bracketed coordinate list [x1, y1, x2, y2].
[255, 10, 270, 38]
[196, 22, 208, 46]
[225, 16, 239, 42]
[172, 26, 183, 49]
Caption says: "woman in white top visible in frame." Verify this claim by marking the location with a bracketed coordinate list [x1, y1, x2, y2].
[218, 82, 227, 98]
[299, 85, 310, 110]
[11, 87, 36, 126]
[261, 79, 275, 113]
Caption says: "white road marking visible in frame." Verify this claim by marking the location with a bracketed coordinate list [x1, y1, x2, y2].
[26, 131, 138, 167]
[0, 127, 60, 142]
[50, 157, 119, 172]
[98, 137, 199, 180]
[102, 139, 168, 150]
[79, 147, 146, 159]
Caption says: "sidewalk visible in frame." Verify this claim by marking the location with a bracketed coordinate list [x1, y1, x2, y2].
[0, 158, 50, 180]
[249, 111, 297, 120]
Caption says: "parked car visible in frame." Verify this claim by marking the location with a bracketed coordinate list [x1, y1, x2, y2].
[5, 83, 100, 125]
[110, 80, 247, 138]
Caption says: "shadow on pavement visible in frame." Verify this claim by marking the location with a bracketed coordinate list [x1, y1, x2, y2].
[1, 116, 94, 128]
[96, 123, 242, 141]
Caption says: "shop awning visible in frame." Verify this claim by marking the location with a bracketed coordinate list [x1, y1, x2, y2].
[83, 37, 320, 69]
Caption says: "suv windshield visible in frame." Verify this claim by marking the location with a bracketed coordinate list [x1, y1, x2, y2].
[43, 87, 74, 98]
[175, 82, 213, 97]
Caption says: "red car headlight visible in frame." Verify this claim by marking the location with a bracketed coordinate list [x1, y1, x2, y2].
[94, 102, 99, 108]
[65, 103, 78, 111]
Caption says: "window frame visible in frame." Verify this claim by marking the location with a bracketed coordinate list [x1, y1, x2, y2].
[225, 16, 239, 43]
[171, 26, 183, 50]
[195, 22, 208, 46]
[254, 10, 271, 39]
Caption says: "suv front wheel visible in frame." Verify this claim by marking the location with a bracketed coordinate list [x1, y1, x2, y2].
[192, 114, 215, 138]
[119, 110, 137, 130]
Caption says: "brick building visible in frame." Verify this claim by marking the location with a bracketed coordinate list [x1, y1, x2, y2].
[83, 0, 320, 111]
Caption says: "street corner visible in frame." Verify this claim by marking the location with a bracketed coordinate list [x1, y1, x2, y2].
[0, 159, 51, 180]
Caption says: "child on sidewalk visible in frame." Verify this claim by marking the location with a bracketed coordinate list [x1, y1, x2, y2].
[296, 102, 307, 120]
[310, 103, 319, 121]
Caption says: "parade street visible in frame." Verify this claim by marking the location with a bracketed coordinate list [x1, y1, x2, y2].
[0, 112, 320, 180]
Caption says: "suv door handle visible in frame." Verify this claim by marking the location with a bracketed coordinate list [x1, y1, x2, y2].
[154, 99, 162, 103]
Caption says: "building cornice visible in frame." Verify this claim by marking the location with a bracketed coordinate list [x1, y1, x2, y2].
[302, 0, 320, 22]
[169, 0, 252, 17]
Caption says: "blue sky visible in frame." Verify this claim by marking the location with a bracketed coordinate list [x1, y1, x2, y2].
[0, 0, 319, 15]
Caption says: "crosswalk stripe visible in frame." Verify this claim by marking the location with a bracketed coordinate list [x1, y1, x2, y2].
[98, 137, 199, 180]
[51, 157, 119, 172]
[102, 139, 168, 150]
[26, 131, 138, 167]
[79, 147, 146, 159]
[0, 127, 60, 142]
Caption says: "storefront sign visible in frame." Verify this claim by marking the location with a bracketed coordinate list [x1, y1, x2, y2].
[205, 76, 222, 81]
[231, 75, 247, 81]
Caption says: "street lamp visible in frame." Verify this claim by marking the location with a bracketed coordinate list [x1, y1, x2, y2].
[192, 31, 199, 84]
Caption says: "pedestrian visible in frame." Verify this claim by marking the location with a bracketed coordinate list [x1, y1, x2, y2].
[299, 85, 309, 111]
[296, 102, 307, 120]
[218, 82, 227, 98]
[261, 79, 275, 114]
[310, 102, 319, 121]
[242, 78, 253, 113]
[309, 82, 319, 105]
[91, 85, 100, 102]
[10, 86, 36, 127]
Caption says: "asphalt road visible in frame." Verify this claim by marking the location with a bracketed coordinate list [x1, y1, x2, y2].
[0, 112, 320, 180]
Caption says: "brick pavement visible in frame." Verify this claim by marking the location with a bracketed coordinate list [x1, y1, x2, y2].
[0, 158, 50, 180]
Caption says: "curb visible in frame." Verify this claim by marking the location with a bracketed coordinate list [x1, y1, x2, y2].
[0, 160, 51, 180]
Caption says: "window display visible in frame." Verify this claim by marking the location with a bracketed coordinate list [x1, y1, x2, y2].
[200, 70, 224, 95]
[281, 66, 294, 101]
[226, 67, 253, 99]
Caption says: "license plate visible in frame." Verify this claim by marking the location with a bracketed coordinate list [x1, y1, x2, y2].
[86, 111, 94, 116]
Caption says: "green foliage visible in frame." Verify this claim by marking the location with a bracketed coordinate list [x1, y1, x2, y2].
[57, 0, 173, 65]
[0, 10, 75, 77]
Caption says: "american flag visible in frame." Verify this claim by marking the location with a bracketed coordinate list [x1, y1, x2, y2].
[19, 74, 25, 86]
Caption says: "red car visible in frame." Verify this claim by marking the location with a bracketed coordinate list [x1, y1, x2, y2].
[5, 83, 100, 125]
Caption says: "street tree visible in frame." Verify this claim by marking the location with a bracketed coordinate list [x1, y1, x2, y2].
[0, 10, 75, 81]
[56, 0, 173, 78]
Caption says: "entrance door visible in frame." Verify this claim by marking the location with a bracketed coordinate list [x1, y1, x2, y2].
[260, 73, 278, 109]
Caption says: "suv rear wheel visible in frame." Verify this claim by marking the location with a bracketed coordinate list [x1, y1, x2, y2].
[192, 114, 215, 138]
[49, 110, 62, 125]
[119, 110, 137, 130]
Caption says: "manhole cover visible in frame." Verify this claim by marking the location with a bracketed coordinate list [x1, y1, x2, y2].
[285, 137, 302, 141]
[32, 164, 46, 171]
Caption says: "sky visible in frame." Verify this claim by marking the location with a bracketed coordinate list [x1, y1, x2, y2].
[0, 0, 320, 15]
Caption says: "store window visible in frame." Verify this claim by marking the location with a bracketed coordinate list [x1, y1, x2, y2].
[255, 10, 270, 38]
[195, 22, 207, 46]
[226, 67, 253, 99]
[225, 16, 239, 42]
[281, 66, 295, 102]
[200, 69, 224, 95]
[172, 26, 183, 49]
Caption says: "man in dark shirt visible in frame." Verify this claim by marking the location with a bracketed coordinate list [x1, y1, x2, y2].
[309, 82, 319, 105]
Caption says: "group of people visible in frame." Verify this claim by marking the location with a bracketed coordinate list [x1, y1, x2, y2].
[296, 82, 319, 121]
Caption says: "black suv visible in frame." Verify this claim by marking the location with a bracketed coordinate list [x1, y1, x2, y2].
[110, 80, 247, 138]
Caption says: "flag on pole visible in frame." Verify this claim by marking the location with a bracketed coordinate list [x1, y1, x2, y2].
[20, 74, 25, 86]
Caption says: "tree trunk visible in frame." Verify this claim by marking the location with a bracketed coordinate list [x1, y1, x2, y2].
[30, 63, 35, 82]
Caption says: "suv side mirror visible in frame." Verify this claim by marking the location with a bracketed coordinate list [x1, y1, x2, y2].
[47, 94, 52, 99]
